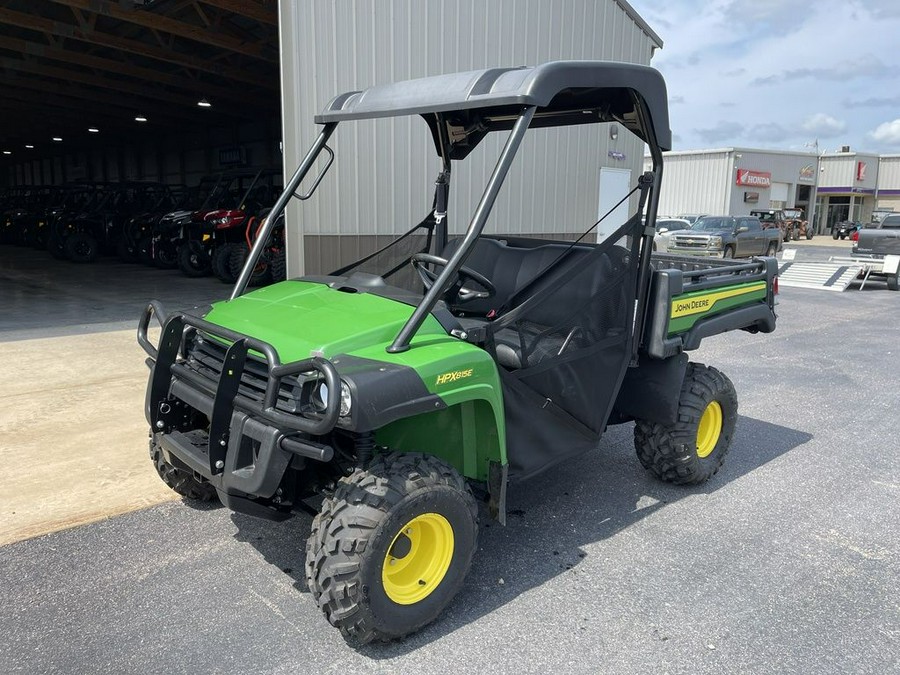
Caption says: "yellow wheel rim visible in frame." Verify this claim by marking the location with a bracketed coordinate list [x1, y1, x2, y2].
[382, 513, 454, 605]
[696, 400, 723, 458]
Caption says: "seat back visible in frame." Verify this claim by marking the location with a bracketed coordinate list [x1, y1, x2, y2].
[442, 237, 598, 317]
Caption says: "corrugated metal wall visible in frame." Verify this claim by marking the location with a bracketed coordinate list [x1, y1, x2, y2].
[278, 0, 660, 275]
[877, 155, 900, 191]
[649, 150, 733, 217]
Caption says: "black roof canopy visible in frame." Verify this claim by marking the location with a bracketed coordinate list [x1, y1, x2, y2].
[315, 61, 672, 158]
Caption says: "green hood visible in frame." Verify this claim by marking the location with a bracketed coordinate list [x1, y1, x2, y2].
[202, 280, 446, 362]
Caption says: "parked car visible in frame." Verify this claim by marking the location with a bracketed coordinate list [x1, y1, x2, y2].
[677, 213, 707, 225]
[653, 217, 691, 252]
[668, 215, 781, 258]
[833, 220, 862, 240]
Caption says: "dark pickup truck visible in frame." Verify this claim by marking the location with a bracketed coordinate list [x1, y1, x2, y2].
[668, 215, 782, 259]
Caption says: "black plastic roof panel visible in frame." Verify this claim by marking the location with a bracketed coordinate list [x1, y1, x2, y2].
[315, 61, 672, 152]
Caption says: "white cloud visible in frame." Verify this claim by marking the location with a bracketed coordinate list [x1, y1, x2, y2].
[801, 113, 846, 138]
[869, 120, 900, 144]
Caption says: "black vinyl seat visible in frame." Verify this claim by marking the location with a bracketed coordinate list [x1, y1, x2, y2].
[442, 237, 630, 369]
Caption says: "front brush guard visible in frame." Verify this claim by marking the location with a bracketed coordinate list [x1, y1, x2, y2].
[138, 300, 341, 477]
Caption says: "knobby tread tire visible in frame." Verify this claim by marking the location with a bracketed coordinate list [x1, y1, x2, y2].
[887, 271, 899, 291]
[177, 244, 210, 277]
[269, 249, 287, 282]
[634, 363, 737, 485]
[149, 439, 217, 501]
[305, 452, 478, 644]
[212, 243, 238, 283]
[65, 233, 99, 264]
[229, 243, 272, 287]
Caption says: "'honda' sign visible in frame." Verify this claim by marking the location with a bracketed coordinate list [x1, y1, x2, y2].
[736, 170, 772, 188]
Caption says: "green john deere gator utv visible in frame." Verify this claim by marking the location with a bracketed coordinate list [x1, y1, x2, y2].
[138, 61, 778, 643]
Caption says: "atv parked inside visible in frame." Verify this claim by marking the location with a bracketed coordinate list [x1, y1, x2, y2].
[139, 61, 778, 644]
[119, 185, 187, 263]
[173, 169, 280, 279]
[145, 176, 222, 269]
[53, 182, 172, 263]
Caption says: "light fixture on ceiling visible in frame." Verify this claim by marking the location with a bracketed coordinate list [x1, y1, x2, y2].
[2, 151, 11, 155]
[88, 127, 100, 133]
[135, 115, 148, 122]
[25, 144, 34, 149]
[197, 98, 212, 108]
[52, 137, 63, 142]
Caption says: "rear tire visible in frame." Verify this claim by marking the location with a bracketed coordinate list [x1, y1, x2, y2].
[150, 440, 217, 501]
[65, 233, 99, 263]
[634, 363, 737, 485]
[306, 452, 478, 644]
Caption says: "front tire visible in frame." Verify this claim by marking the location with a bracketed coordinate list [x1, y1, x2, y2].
[150, 439, 217, 501]
[765, 242, 778, 257]
[212, 243, 238, 283]
[723, 246, 734, 259]
[634, 363, 738, 485]
[65, 233, 99, 263]
[177, 243, 211, 277]
[306, 452, 478, 644]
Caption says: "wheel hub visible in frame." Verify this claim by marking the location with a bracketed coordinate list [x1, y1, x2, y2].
[696, 400, 723, 458]
[382, 513, 454, 605]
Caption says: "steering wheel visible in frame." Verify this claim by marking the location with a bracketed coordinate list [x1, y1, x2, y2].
[411, 253, 496, 304]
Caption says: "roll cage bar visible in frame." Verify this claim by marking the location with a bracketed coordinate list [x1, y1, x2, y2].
[232, 60, 671, 357]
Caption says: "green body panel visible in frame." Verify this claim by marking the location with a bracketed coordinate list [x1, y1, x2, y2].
[201, 280, 506, 480]
[667, 280, 768, 335]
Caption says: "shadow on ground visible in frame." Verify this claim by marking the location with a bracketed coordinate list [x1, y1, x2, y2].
[228, 415, 812, 654]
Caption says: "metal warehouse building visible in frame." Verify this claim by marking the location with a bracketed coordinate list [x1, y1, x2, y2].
[277, 0, 663, 276]
[647, 147, 900, 234]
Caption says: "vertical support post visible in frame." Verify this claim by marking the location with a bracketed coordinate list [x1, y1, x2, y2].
[231, 123, 336, 300]
[387, 106, 536, 353]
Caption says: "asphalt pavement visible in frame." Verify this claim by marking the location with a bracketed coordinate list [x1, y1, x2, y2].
[1, 243, 898, 674]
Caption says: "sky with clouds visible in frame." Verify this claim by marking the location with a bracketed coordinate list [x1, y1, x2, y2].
[627, 0, 900, 154]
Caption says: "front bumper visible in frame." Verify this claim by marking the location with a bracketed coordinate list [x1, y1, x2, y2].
[138, 301, 341, 493]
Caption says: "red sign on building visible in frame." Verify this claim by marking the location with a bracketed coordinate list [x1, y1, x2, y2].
[857, 161, 867, 181]
[736, 170, 772, 188]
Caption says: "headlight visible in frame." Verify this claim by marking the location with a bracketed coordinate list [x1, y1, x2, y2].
[315, 380, 352, 417]
[708, 236, 723, 248]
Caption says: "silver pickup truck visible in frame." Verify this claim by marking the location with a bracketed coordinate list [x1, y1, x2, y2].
[668, 215, 782, 259]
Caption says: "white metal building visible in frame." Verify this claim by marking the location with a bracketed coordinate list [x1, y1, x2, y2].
[875, 155, 900, 214]
[644, 148, 819, 223]
[277, 0, 663, 275]
[814, 150, 880, 231]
